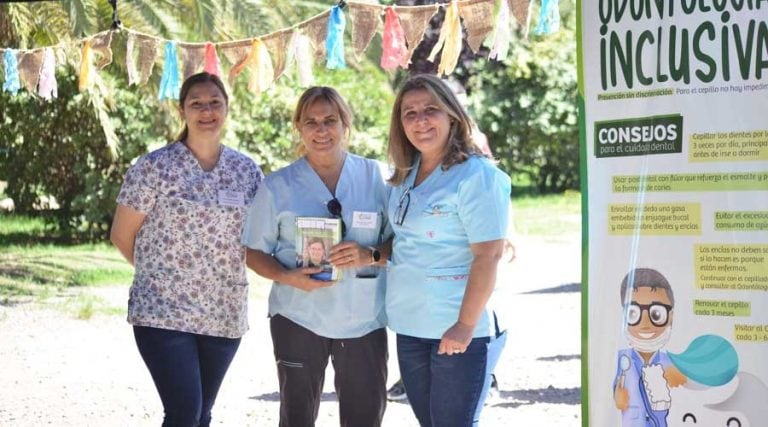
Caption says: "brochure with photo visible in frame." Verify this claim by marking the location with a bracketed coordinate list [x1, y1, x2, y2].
[295, 217, 342, 281]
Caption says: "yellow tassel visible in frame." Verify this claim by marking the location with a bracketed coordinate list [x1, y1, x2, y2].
[79, 40, 92, 92]
[249, 39, 274, 94]
[428, 1, 462, 76]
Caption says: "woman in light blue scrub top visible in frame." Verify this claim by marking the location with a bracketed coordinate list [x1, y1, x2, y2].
[242, 87, 392, 427]
[385, 74, 511, 427]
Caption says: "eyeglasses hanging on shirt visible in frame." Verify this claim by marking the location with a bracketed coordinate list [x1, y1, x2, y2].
[327, 198, 347, 236]
[393, 187, 412, 226]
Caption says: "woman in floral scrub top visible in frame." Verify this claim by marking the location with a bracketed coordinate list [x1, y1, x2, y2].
[110, 72, 262, 427]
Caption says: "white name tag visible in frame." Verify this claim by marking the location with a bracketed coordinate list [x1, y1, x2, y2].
[352, 211, 377, 229]
[218, 190, 245, 207]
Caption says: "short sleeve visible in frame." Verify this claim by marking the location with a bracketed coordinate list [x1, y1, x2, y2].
[116, 156, 157, 214]
[457, 162, 511, 244]
[246, 162, 265, 206]
[241, 180, 279, 253]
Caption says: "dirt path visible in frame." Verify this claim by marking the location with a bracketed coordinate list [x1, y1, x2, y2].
[0, 235, 581, 426]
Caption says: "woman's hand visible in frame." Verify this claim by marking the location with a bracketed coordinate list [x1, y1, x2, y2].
[328, 241, 372, 269]
[437, 321, 475, 356]
[282, 267, 335, 292]
[246, 249, 333, 292]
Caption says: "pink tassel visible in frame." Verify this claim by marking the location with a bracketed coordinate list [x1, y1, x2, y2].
[381, 7, 409, 71]
[203, 42, 222, 77]
[38, 48, 58, 100]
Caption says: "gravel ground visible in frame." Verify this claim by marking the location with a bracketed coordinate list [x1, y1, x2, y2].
[0, 235, 581, 426]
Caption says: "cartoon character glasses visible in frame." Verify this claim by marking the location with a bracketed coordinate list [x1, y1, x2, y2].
[626, 302, 673, 327]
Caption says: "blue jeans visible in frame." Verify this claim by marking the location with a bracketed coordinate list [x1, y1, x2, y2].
[133, 326, 241, 427]
[397, 334, 490, 427]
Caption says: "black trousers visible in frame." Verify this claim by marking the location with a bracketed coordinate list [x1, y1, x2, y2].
[270, 314, 388, 427]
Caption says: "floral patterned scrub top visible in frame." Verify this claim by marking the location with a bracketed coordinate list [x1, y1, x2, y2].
[117, 142, 263, 338]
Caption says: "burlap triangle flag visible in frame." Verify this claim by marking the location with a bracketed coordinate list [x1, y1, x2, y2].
[509, 0, 532, 36]
[263, 29, 292, 80]
[17, 49, 45, 93]
[220, 39, 253, 84]
[133, 33, 159, 85]
[458, 0, 494, 53]
[348, 2, 381, 59]
[90, 31, 114, 69]
[177, 42, 206, 80]
[397, 4, 439, 63]
[298, 10, 331, 60]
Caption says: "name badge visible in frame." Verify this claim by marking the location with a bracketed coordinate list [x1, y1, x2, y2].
[218, 190, 245, 207]
[352, 211, 378, 229]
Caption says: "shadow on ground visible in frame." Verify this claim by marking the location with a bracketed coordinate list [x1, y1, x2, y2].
[524, 282, 581, 294]
[250, 391, 339, 402]
[492, 386, 581, 408]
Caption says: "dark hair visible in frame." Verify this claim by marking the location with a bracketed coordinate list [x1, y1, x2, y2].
[175, 72, 229, 143]
[387, 74, 484, 185]
[292, 86, 353, 157]
[620, 268, 675, 307]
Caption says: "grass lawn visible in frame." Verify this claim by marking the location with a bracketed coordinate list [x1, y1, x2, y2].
[0, 191, 581, 317]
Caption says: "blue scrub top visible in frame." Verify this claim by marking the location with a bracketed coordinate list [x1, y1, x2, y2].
[386, 155, 511, 339]
[242, 154, 392, 339]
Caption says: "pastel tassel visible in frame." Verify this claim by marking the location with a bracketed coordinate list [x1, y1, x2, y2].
[2, 49, 21, 95]
[428, 1, 462, 76]
[79, 40, 92, 92]
[534, 0, 560, 35]
[381, 7, 408, 71]
[249, 39, 274, 94]
[325, 5, 346, 69]
[290, 31, 315, 87]
[38, 48, 57, 100]
[203, 42, 222, 77]
[159, 41, 180, 100]
[489, 0, 511, 61]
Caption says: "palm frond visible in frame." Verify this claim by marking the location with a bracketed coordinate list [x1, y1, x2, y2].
[60, 0, 98, 37]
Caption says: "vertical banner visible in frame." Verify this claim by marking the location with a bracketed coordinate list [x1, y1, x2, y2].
[579, 2, 768, 426]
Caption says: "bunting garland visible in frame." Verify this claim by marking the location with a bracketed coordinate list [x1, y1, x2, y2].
[0, 0, 546, 99]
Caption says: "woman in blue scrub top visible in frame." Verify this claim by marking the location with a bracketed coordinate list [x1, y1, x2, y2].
[386, 74, 511, 427]
[242, 87, 392, 427]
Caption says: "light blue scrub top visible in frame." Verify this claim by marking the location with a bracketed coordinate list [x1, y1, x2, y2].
[242, 154, 392, 339]
[386, 155, 510, 339]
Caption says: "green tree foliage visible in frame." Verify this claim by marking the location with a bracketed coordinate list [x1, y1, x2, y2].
[467, 3, 578, 193]
[0, 70, 164, 239]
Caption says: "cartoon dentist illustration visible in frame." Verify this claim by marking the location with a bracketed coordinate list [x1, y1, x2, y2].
[613, 268, 687, 426]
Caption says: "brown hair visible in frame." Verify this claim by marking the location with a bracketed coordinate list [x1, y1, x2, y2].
[387, 74, 485, 185]
[292, 86, 354, 157]
[175, 72, 229, 143]
[620, 268, 675, 307]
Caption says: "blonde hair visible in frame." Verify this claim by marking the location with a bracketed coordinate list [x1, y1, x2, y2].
[291, 86, 353, 158]
[387, 74, 484, 185]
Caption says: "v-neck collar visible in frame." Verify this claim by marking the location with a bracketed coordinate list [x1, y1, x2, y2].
[407, 155, 442, 191]
[300, 154, 349, 198]
[176, 141, 225, 175]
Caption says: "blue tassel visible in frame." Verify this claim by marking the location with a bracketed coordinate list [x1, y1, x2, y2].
[158, 41, 180, 100]
[325, 5, 346, 69]
[534, 0, 561, 35]
[3, 49, 21, 95]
